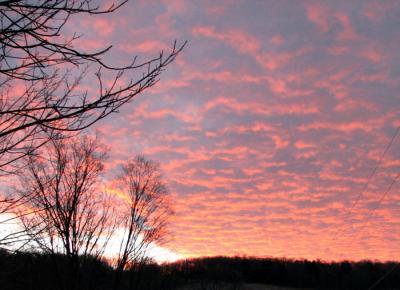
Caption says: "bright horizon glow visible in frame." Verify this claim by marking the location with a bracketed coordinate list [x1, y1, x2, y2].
[0, 212, 181, 263]
[103, 227, 182, 264]
[1, 0, 400, 263]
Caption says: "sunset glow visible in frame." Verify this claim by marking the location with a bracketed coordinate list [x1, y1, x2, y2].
[20, 1, 400, 262]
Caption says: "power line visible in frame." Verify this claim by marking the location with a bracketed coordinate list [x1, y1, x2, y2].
[338, 125, 400, 288]
[368, 264, 399, 290]
[361, 172, 400, 290]
[363, 171, 400, 226]
[342, 170, 400, 247]
[332, 124, 400, 263]
[335, 125, 399, 239]
[342, 125, 400, 221]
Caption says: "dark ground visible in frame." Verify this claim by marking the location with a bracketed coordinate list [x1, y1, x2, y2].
[0, 250, 399, 289]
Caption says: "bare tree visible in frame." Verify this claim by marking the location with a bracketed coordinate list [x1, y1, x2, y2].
[114, 155, 173, 290]
[0, 0, 186, 174]
[15, 135, 115, 289]
[0, 0, 185, 251]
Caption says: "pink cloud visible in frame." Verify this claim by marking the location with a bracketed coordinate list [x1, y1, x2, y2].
[75, 1, 400, 262]
[91, 19, 116, 36]
[304, 2, 330, 33]
[271, 135, 289, 149]
[294, 140, 317, 149]
[362, 1, 398, 22]
[161, 0, 187, 13]
[270, 35, 284, 46]
[360, 48, 384, 63]
[327, 46, 350, 55]
[334, 98, 377, 112]
[256, 47, 310, 71]
[119, 40, 168, 53]
[202, 96, 319, 117]
[335, 13, 361, 41]
[299, 119, 383, 133]
[192, 26, 260, 55]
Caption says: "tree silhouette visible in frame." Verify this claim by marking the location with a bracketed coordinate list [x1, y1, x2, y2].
[114, 155, 173, 290]
[0, 0, 185, 174]
[15, 135, 115, 289]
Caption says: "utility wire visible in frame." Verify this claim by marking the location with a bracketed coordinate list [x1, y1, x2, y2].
[363, 172, 400, 290]
[368, 264, 399, 290]
[363, 171, 400, 225]
[332, 124, 400, 271]
[342, 125, 400, 220]
[340, 125, 400, 288]
[335, 125, 399, 243]
[342, 171, 400, 246]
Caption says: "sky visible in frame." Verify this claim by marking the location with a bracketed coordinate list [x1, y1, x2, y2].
[63, 0, 400, 262]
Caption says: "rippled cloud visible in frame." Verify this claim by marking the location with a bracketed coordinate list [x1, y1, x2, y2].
[79, 0, 400, 261]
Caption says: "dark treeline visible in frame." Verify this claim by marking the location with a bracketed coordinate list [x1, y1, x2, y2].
[166, 256, 400, 289]
[0, 249, 113, 290]
[1, 250, 399, 290]
[0, 249, 179, 290]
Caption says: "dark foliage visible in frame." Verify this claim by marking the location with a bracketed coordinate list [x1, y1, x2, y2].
[0, 251, 399, 289]
[0, 249, 114, 290]
[0, 249, 179, 290]
[165, 256, 400, 290]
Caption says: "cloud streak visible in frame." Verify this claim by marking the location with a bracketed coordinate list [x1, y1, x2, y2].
[79, 0, 400, 262]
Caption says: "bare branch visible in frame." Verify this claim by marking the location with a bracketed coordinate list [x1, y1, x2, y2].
[0, 0, 186, 174]
[113, 155, 173, 290]
[12, 135, 116, 289]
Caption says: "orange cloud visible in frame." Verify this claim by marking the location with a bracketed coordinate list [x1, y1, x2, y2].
[75, 0, 400, 263]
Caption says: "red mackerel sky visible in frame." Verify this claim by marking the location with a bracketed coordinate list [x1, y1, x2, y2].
[75, 0, 400, 262]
